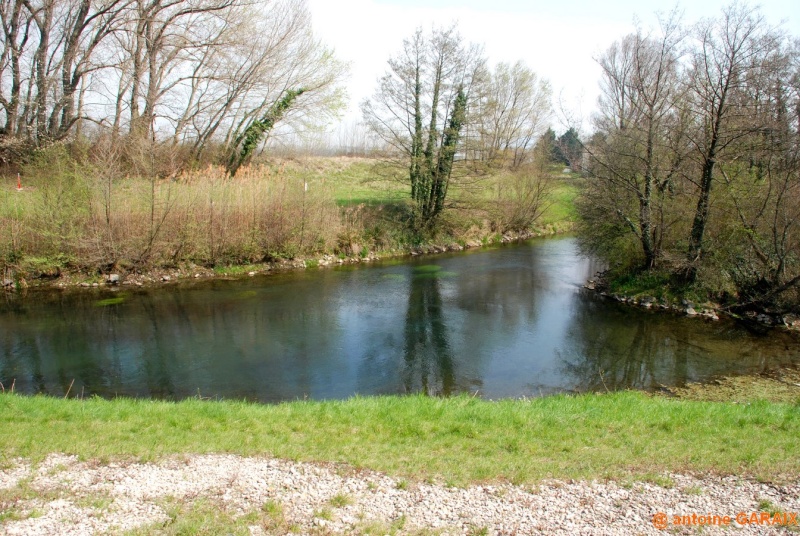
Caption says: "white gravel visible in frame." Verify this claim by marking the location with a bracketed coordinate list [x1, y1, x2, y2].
[1, 453, 798, 535]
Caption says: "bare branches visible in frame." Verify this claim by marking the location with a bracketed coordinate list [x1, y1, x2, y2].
[0, 0, 346, 151]
[585, 12, 686, 269]
[581, 3, 800, 310]
[362, 24, 486, 228]
[473, 61, 552, 169]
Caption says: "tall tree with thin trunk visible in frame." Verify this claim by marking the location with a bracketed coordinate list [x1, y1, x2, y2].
[684, 4, 776, 279]
[362, 25, 486, 229]
[583, 13, 686, 269]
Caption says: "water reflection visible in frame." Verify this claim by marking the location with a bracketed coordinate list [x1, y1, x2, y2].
[560, 297, 798, 392]
[0, 237, 797, 402]
[403, 269, 456, 395]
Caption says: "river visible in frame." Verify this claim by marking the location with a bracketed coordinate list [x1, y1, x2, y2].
[1, 237, 797, 402]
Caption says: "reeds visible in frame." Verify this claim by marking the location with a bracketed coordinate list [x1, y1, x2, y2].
[1, 158, 341, 273]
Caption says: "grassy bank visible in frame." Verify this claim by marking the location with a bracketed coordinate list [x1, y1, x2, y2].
[1, 154, 578, 286]
[2, 392, 798, 485]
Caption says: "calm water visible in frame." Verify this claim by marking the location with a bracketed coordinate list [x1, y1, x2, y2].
[1, 237, 797, 402]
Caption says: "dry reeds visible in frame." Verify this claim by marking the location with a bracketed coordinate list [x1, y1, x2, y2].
[1, 152, 341, 273]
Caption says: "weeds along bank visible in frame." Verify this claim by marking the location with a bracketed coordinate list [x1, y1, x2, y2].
[0, 149, 576, 287]
[1, 152, 341, 284]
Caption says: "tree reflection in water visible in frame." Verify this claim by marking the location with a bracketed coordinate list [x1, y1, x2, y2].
[402, 270, 455, 395]
[560, 297, 796, 392]
[2, 238, 796, 402]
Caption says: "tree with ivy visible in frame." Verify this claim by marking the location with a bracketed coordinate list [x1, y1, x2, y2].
[362, 25, 485, 229]
[226, 89, 305, 177]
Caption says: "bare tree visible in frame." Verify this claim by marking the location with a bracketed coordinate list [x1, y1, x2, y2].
[215, 0, 346, 162]
[580, 3, 800, 309]
[716, 37, 800, 309]
[362, 24, 486, 229]
[47, 0, 130, 139]
[475, 60, 551, 169]
[584, 12, 687, 269]
[120, 0, 236, 139]
[1, 0, 345, 155]
[0, 0, 31, 136]
[684, 4, 780, 278]
[0, 0, 129, 142]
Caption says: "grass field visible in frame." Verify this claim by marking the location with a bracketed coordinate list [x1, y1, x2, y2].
[276, 157, 579, 213]
[541, 177, 580, 226]
[274, 157, 408, 206]
[2, 391, 798, 486]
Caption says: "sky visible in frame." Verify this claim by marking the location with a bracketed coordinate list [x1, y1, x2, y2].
[306, 0, 798, 134]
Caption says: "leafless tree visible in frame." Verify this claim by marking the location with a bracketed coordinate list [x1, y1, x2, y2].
[715, 37, 800, 309]
[684, 4, 780, 278]
[1, 0, 346, 159]
[580, 3, 800, 309]
[362, 24, 486, 228]
[474, 61, 551, 169]
[583, 12, 687, 269]
[1, 0, 129, 142]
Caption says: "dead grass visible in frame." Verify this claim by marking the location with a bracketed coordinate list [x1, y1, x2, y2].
[1, 151, 579, 280]
[1, 158, 342, 273]
[665, 366, 800, 404]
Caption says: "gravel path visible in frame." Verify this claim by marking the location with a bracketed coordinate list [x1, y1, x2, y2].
[1, 454, 798, 535]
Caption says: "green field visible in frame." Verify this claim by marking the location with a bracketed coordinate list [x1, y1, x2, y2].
[277, 157, 409, 206]
[2, 392, 798, 486]
[282, 157, 580, 221]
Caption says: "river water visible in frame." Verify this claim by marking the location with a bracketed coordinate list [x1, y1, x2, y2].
[1, 237, 797, 402]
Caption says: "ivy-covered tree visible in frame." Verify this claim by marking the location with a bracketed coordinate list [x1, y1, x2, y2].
[226, 88, 305, 177]
[362, 25, 485, 229]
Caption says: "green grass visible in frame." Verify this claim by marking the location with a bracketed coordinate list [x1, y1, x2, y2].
[283, 157, 408, 207]
[540, 179, 580, 226]
[211, 264, 259, 276]
[328, 493, 352, 508]
[606, 269, 708, 304]
[2, 392, 798, 485]
[607, 270, 677, 300]
[295, 157, 581, 228]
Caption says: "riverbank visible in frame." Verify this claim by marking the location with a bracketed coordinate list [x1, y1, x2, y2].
[2, 390, 798, 485]
[2, 224, 570, 293]
[1, 389, 799, 534]
[583, 276, 800, 333]
[1, 155, 580, 294]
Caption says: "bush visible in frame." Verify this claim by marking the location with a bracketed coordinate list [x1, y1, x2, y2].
[488, 170, 552, 233]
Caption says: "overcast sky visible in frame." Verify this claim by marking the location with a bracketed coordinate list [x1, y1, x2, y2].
[306, 0, 797, 134]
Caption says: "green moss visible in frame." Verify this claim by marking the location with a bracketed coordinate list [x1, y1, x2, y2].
[413, 265, 442, 273]
[94, 297, 125, 307]
[211, 264, 258, 276]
